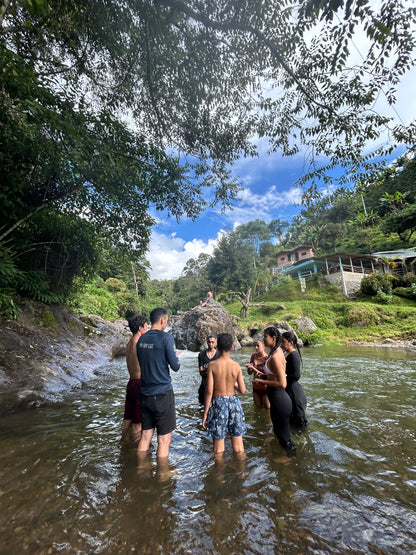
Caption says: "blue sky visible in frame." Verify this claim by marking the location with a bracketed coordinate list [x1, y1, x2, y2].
[145, 41, 416, 280]
[146, 148, 305, 279]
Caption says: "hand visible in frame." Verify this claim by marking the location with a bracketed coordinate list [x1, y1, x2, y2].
[202, 415, 207, 429]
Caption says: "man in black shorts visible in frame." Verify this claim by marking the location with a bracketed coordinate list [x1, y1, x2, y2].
[136, 307, 180, 459]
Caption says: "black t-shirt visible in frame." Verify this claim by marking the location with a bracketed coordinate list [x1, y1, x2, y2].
[285, 350, 301, 384]
[198, 349, 219, 380]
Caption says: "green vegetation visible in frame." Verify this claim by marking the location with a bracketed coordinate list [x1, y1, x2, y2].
[221, 276, 416, 345]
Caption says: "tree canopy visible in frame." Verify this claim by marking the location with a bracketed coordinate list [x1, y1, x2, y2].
[1, 0, 416, 300]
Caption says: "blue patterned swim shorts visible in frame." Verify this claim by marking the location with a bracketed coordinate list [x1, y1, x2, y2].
[206, 395, 246, 439]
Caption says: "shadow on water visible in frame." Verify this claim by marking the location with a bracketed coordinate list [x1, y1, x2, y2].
[0, 345, 415, 553]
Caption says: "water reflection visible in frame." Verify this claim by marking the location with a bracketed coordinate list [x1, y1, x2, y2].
[0, 345, 415, 553]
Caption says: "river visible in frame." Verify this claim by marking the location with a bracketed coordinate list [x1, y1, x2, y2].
[0, 345, 415, 554]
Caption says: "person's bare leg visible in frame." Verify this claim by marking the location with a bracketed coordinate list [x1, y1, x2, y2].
[262, 393, 270, 410]
[121, 418, 132, 441]
[253, 391, 263, 409]
[137, 428, 154, 454]
[230, 435, 245, 454]
[131, 422, 142, 442]
[156, 432, 172, 459]
[213, 438, 225, 455]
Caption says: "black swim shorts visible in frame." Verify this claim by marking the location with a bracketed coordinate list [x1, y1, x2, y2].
[139, 389, 176, 435]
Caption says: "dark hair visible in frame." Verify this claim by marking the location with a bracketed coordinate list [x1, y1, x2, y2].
[217, 332, 233, 352]
[150, 307, 167, 324]
[282, 331, 302, 361]
[207, 334, 216, 340]
[263, 326, 282, 347]
[128, 315, 147, 334]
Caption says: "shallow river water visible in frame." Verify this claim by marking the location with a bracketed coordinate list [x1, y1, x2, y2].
[1, 345, 416, 554]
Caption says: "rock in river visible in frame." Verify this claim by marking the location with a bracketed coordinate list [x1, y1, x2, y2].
[170, 300, 240, 352]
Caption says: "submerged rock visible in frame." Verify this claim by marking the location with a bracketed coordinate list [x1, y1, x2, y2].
[170, 300, 241, 351]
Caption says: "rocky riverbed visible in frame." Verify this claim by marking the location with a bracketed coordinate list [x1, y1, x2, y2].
[0, 302, 129, 415]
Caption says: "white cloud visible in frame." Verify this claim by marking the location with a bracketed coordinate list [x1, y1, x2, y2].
[146, 230, 224, 280]
[212, 184, 303, 228]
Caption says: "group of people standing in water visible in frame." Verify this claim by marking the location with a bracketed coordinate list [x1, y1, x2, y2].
[198, 327, 307, 457]
[121, 307, 307, 461]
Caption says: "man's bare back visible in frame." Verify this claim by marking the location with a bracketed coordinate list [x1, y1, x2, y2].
[126, 336, 141, 380]
[208, 354, 246, 397]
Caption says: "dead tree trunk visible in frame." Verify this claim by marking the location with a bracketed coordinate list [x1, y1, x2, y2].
[236, 287, 252, 318]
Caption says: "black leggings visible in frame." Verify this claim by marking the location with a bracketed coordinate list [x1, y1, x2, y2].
[286, 381, 308, 427]
[267, 387, 293, 446]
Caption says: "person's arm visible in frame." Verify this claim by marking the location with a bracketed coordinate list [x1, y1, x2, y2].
[166, 334, 180, 372]
[198, 352, 206, 376]
[236, 366, 246, 394]
[202, 366, 214, 428]
[246, 353, 255, 375]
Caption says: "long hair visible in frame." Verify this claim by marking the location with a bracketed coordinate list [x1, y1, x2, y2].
[263, 326, 282, 348]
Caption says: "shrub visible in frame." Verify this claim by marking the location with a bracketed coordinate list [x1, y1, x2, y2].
[346, 305, 381, 326]
[374, 290, 393, 304]
[393, 286, 416, 300]
[0, 291, 20, 319]
[105, 278, 127, 293]
[396, 273, 416, 288]
[360, 273, 394, 296]
[70, 283, 119, 319]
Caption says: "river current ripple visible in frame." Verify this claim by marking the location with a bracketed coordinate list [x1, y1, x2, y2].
[0, 345, 415, 554]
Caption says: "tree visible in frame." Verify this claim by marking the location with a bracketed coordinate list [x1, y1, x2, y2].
[381, 204, 416, 244]
[2, 0, 416, 297]
[207, 231, 256, 293]
[237, 220, 271, 253]
[269, 219, 289, 245]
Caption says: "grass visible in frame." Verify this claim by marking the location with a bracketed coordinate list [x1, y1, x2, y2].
[224, 276, 416, 345]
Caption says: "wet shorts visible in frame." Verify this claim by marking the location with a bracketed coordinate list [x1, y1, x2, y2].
[205, 395, 246, 439]
[123, 379, 141, 423]
[139, 389, 176, 436]
[252, 380, 267, 394]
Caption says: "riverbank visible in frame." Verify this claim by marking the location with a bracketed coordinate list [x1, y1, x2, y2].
[223, 278, 416, 347]
[0, 301, 129, 415]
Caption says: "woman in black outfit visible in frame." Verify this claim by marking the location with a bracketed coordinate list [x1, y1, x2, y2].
[253, 326, 296, 456]
[281, 331, 308, 427]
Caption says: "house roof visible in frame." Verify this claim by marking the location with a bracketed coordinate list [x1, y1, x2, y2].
[313, 252, 378, 264]
[372, 248, 416, 259]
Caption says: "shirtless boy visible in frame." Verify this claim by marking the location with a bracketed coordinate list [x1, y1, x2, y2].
[121, 314, 148, 442]
[202, 332, 247, 456]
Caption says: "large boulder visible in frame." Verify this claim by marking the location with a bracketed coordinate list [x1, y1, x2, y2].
[294, 316, 317, 335]
[170, 300, 241, 352]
